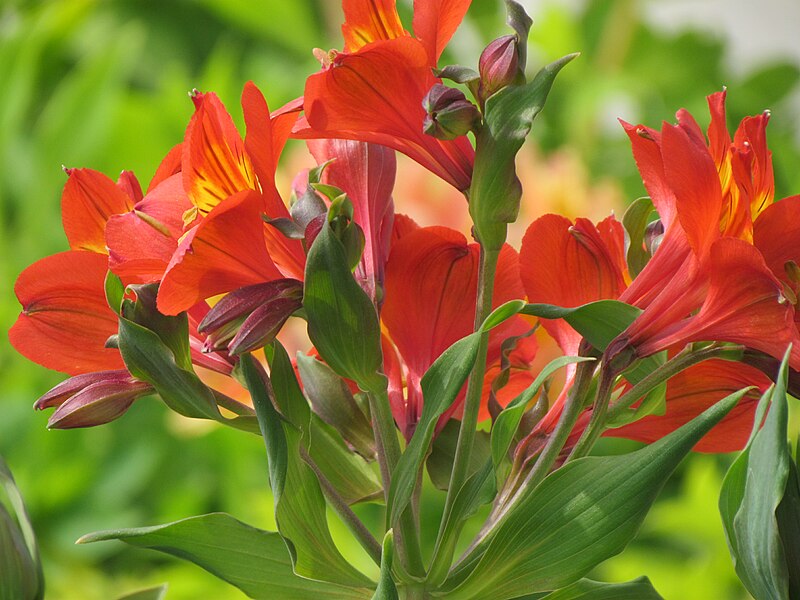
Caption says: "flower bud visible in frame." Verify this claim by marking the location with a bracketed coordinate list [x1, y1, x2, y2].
[35, 370, 152, 429]
[422, 84, 481, 141]
[198, 279, 303, 354]
[478, 34, 522, 99]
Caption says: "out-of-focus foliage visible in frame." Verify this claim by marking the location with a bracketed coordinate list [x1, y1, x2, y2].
[1, 0, 798, 598]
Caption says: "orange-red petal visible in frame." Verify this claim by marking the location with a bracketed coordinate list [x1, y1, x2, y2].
[61, 168, 136, 253]
[157, 190, 283, 315]
[412, 0, 471, 66]
[519, 214, 626, 354]
[182, 91, 257, 215]
[301, 37, 473, 190]
[608, 359, 768, 452]
[341, 0, 407, 52]
[10, 251, 124, 375]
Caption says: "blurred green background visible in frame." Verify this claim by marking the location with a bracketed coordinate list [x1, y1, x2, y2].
[2, 0, 799, 598]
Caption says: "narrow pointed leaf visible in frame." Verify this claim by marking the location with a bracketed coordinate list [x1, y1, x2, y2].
[115, 585, 168, 600]
[78, 514, 371, 599]
[541, 577, 663, 599]
[242, 354, 374, 588]
[437, 389, 744, 598]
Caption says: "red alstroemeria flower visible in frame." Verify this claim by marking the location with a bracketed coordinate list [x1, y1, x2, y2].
[614, 90, 800, 368]
[154, 83, 306, 315]
[516, 212, 771, 453]
[296, 0, 475, 190]
[382, 223, 536, 439]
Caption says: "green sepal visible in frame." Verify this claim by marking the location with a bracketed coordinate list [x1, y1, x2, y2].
[372, 531, 399, 600]
[296, 352, 376, 458]
[104, 270, 125, 313]
[469, 53, 577, 251]
[304, 209, 384, 392]
[78, 513, 372, 600]
[622, 197, 656, 277]
[437, 389, 745, 599]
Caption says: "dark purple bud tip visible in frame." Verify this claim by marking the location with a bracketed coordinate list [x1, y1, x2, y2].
[422, 84, 481, 141]
[228, 295, 304, 355]
[198, 279, 303, 334]
[45, 376, 152, 429]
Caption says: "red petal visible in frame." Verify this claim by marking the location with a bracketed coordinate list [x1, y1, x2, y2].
[301, 38, 473, 190]
[621, 120, 676, 230]
[61, 168, 135, 253]
[638, 238, 795, 363]
[412, 0, 471, 66]
[182, 91, 257, 215]
[10, 251, 124, 375]
[148, 143, 183, 193]
[754, 195, 800, 287]
[520, 214, 626, 354]
[341, 0, 407, 52]
[706, 90, 731, 169]
[661, 121, 722, 259]
[116, 171, 143, 203]
[106, 174, 191, 283]
[157, 190, 283, 315]
[309, 139, 396, 301]
[383, 226, 526, 419]
[608, 359, 768, 452]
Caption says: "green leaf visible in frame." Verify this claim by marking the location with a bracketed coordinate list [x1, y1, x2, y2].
[540, 577, 663, 599]
[437, 389, 745, 599]
[427, 420, 491, 491]
[242, 354, 374, 588]
[78, 514, 371, 599]
[372, 531, 399, 600]
[115, 584, 168, 600]
[469, 53, 577, 251]
[304, 216, 384, 392]
[491, 356, 594, 475]
[270, 345, 382, 505]
[621, 197, 655, 278]
[296, 353, 376, 458]
[0, 457, 44, 600]
[719, 350, 795, 599]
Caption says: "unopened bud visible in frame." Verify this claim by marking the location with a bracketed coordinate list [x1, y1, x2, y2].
[422, 84, 480, 141]
[479, 34, 522, 99]
[198, 279, 303, 354]
[35, 371, 152, 429]
[644, 219, 665, 255]
[742, 349, 800, 398]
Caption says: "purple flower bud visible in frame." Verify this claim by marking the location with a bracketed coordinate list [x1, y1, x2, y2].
[422, 84, 481, 141]
[478, 34, 522, 99]
[36, 371, 152, 429]
[198, 279, 303, 354]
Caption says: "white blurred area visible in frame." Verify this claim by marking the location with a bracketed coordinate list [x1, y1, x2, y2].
[522, 0, 800, 74]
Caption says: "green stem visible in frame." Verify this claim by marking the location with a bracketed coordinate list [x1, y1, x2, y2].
[367, 387, 425, 577]
[428, 247, 499, 582]
[606, 343, 741, 422]
[503, 357, 595, 505]
[299, 445, 382, 566]
[567, 366, 616, 460]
